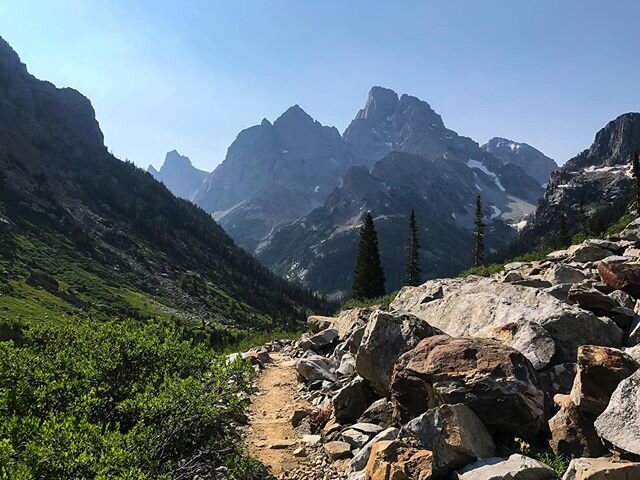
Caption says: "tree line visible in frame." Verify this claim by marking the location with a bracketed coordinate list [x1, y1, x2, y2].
[351, 195, 486, 300]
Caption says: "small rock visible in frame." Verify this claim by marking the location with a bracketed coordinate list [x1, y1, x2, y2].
[293, 447, 307, 457]
[269, 440, 296, 449]
[358, 398, 394, 428]
[348, 427, 399, 473]
[325, 441, 352, 460]
[332, 376, 377, 424]
[454, 454, 555, 480]
[548, 394, 606, 458]
[399, 403, 495, 477]
[291, 408, 311, 427]
[302, 434, 322, 445]
[341, 428, 371, 448]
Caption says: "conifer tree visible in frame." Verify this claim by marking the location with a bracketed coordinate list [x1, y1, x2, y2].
[632, 152, 640, 215]
[403, 209, 421, 286]
[472, 195, 485, 268]
[352, 212, 386, 299]
[558, 213, 570, 247]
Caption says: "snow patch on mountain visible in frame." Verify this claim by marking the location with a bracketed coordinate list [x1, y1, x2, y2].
[466, 159, 506, 192]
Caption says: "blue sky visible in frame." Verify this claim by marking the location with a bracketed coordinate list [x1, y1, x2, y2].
[1, 1, 639, 171]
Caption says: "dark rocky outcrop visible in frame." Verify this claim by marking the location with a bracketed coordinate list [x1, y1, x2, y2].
[523, 113, 640, 248]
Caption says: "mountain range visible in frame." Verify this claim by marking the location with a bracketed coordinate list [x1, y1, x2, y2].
[161, 87, 556, 297]
[0, 35, 327, 336]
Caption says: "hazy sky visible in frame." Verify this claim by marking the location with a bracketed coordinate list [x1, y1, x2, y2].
[1, 1, 639, 171]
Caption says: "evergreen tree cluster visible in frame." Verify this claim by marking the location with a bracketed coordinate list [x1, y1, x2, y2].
[350, 198, 492, 299]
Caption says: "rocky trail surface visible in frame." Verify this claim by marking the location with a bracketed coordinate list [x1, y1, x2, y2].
[245, 352, 347, 480]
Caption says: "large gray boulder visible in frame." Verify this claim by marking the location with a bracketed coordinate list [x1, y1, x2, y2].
[567, 243, 613, 263]
[594, 369, 640, 456]
[391, 277, 624, 368]
[298, 327, 339, 352]
[454, 454, 555, 480]
[543, 264, 586, 285]
[296, 354, 337, 382]
[355, 310, 442, 396]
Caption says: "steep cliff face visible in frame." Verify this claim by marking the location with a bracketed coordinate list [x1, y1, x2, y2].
[523, 113, 640, 245]
[147, 150, 208, 201]
[482, 137, 558, 186]
[193, 105, 352, 250]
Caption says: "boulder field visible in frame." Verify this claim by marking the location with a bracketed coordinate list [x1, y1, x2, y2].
[246, 218, 640, 479]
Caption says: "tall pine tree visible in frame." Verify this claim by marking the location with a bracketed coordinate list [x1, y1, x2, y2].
[472, 195, 485, 268]
[403, 209, 421, 287]
[558, 213, 570, 247]
[352, 212, 386, 299]
[632, 152, 640, 215]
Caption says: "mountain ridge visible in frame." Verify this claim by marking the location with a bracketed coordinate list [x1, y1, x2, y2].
[0, 35, 328, 337]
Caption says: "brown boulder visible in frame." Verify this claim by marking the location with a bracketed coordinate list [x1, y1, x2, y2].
[365, 440, 433, 480]
[562, 457, 640, 480]
[548, 394, 606, 458]
[391, 335, 544, 436]
[597, 261, 640, 298]
[569, 345, 638, 416]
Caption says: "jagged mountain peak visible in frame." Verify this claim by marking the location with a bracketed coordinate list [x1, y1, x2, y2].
[0, 35, 25, 74]
[355, 86, 400, 122]
[274, 104, 316, 127]
[148, 150, 207, 201]
[582, 112, 640, 169]
[163, 149, 193, 169]
[0, 35, 104, 151]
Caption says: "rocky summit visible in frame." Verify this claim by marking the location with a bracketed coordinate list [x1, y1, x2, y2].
[243, 216, 640, 480]
[194, 105, 352, 251]
[481, 137, 558, 187]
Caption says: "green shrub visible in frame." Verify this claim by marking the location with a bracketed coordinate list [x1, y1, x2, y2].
[0, 318, 260, 479]
[605, 213, 634, 236]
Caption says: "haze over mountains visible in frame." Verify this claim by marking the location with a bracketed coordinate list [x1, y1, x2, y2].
[0, 35, 326, 331]
[159, 86, 557, 296]
[148, 150, 207, 201]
